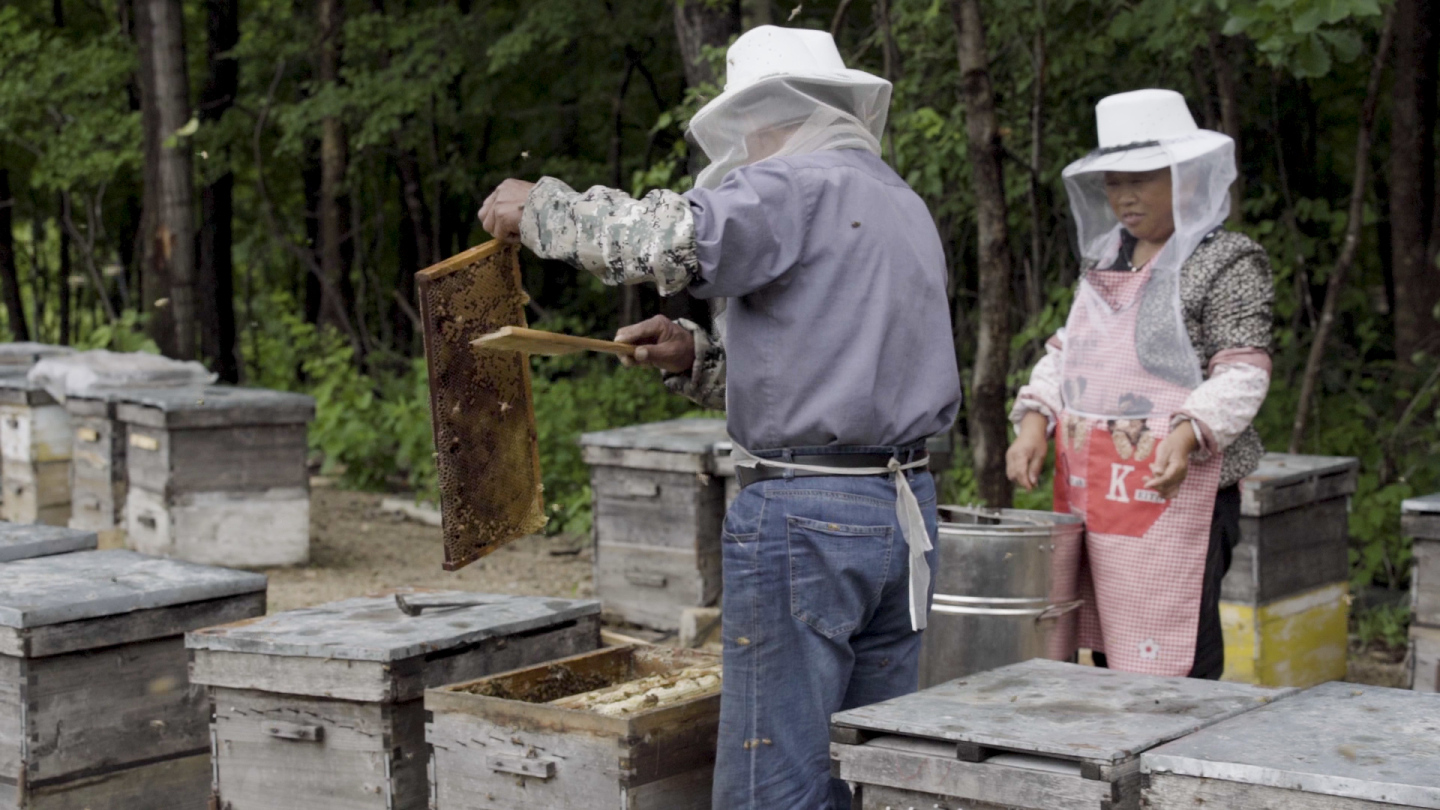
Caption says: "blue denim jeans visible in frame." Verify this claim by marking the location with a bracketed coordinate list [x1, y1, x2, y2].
[711, 468, 939, 809]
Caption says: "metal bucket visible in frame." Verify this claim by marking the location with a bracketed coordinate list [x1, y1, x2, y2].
[918, 506, 1085, 687]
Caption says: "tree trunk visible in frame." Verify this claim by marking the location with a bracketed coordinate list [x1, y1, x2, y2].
[1208, 32, 1244, 225]
[317, 0, 351, 333]
[1391, 0, 1440, 369]
[1290, 9, 1395, 452]
[1026, 0, 1047, 320]
[140, 0, 197, 358]
[673, 0, 741, 87]
[57, 194, 71, 345]
[197, 0, 240, 381]
[0, 172, 28, 341]
[952, 0, 1013, 508]
[133, 0, 169, 350]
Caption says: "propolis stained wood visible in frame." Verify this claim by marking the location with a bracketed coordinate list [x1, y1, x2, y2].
[426, 645, 721, 810]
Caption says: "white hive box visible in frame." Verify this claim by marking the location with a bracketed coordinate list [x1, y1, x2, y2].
[0, 378, 71, 526]
[0, 549, 267, 810]
[1143, 681, 1440, 809]
[63, 392, 129, 543]
[1405, 492, 1440, 692]
[0, 523, 95, 563]
[0, 344, 72, 377]
[116, 385, 316, 567]
[580, 418, 729, 630]
[426, 644, 722, 810]
[188, 590, 602, 810]
[829, 659, 1293, 810]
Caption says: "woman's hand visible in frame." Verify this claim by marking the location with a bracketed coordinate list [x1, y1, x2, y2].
[1144, 420, 1198, 499]
[1005, 412, 1050, 491]
[614, 315, 695, 374]
[478, 179, 536, 243]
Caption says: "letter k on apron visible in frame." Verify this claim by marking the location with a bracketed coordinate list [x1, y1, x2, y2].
[1052, 261, 1222, 676]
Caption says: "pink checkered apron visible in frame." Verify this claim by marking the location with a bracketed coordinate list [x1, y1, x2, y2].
[1052, 264, 1223, 676]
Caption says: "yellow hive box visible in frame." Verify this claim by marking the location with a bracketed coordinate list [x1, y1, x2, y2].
[1221, 581, 1349, 687]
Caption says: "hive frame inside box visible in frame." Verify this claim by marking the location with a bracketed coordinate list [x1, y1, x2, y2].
[581, 419, 729, 631]
[187, 590, 602, 810]
[115, 386, 314, 567]
[0, 550, 267, 809]
[0, 380, 71, 526]
[426, 644, 721, 810]
[829, 660, 1295, 810]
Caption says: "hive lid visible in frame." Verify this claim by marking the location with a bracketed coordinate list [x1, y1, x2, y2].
[0, 375, 56, 406]
[0, 549, 267, 630]
[580, 418, 728, 455]
[0, 524, 97, 563]
[1142, 682, 1440, 808]
[1238, 452, 1359, 517]
[0, 342, 74, 367]
[114, 385, 316, 428]
[1403, 492, 1440, 514]
[187, 590, 600, 663]
[830, 659, 1294, 765]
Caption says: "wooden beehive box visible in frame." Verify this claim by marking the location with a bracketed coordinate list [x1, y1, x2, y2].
[116, 385, 315, 567]
[0, 377, 72, 527]
[0, 549, 266, 810]
[1406, 493, 1440, 693]
[188, 590, 601, 810]
[1226, 453, 1358, 605]
[427, 644, 721, 810]
[1142, 681, 1440, 809]
[65, 392, 130, 545]
[580, 418, 730, 630]
[0, 343, 72, 377]
[0, 522, 95, 562]
[829, 659, 1293, 810]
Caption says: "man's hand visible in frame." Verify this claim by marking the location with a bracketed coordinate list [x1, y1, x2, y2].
[1144, 420, 1198, 499]
[615, 315, 695, 374]
[1005, 412, 1050, 491]
[478, 179, 536, 243]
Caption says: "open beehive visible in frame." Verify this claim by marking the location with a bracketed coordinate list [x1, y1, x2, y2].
[417, 240, 545, 570]
[427, 645, 722, 809]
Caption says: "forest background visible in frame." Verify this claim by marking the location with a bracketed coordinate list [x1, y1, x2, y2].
[1, 0, 1436, 647]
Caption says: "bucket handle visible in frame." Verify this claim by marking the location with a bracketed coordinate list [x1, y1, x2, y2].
[929, 598, 1083, 619]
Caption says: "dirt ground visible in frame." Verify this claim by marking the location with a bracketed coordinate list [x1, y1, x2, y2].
[260, 485, 593, 614]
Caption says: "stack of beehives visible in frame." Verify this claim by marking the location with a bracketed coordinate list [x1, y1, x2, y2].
[1404, 492, 1440, 692]
[1220, 452, 1359, 687]
[0, 376, 73, 525]
[118, 385, 316, 567]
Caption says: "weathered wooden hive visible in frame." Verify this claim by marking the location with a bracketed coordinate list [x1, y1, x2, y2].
[0, 549, 267, 810]
[116, 385, 316, 567]
[829, 658, 1293, 810]
[1404, 492, 1440, 692]
[0, 377, 72, 526]
[1221, 452, 1359, 686]
[0, 522, 95, 563]
[580, 418, 730, 630]
[1142, 681, 1440, 809]
[188, 590, 601, 810]
[427, 644, 722, 810]
[0, 344, 72, 378]
[64, 390, 132, 545]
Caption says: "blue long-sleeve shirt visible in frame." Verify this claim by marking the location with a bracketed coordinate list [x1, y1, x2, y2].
[520, 148, 960, 450]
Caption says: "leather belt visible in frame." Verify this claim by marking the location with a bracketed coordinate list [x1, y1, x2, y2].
[735, 452, 929, 489]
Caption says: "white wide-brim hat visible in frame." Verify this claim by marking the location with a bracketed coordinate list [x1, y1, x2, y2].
[1062, 88, 1231, 177]
[688, 25, 891, 133]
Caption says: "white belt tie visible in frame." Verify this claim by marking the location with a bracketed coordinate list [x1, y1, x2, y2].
[732, 444, 933, 632]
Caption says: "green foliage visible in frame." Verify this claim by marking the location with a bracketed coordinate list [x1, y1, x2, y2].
[1220, 0, 1383, 77]
[1353, 603, 1410, 650]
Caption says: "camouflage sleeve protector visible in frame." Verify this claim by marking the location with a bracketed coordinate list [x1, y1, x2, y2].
[662, 318, 726, 411]
[519, 177, 699, 296]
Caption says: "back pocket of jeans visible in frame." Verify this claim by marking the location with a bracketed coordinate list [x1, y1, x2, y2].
[787, 516, 894, 638]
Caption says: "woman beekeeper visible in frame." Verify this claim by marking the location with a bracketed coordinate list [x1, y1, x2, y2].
[1006, 89, 1273, 679]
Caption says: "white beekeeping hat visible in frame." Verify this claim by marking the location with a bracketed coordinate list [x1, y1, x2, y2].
[687, 26, 892, 189]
